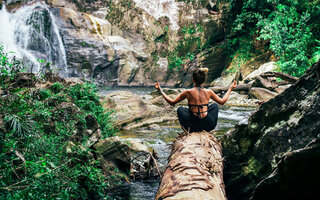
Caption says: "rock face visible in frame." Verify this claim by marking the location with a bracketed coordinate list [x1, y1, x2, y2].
[100, 90, 178, 130]
[221, 60, 320, 200]
[3, 0, 235, 86]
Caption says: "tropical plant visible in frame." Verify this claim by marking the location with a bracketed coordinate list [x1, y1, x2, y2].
[0, 46, 121, 199]
[228, 0, 320, 76]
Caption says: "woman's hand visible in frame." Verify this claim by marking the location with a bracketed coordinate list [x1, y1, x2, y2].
[230, 81, 237, 90]
[155, 82, 161, 91]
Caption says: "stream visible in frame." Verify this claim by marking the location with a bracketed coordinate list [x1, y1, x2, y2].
[99, 87, 255, 200]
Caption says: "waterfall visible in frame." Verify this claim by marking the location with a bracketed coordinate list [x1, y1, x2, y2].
[0, 1, 68, 76]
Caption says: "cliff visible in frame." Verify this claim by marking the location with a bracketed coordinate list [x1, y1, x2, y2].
[221, 59, 320, 199]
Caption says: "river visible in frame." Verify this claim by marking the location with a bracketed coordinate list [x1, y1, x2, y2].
[98, 87, 255, 200]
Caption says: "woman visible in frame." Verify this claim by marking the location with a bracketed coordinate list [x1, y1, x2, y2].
[155, 68, 237, 133]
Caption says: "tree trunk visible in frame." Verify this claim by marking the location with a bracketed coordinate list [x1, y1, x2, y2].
[260, 71, 298, 83]
[209, 84, 251, 93]
[155, 131, 226, 200]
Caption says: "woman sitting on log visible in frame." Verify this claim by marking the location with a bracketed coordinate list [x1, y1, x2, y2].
[155, 68, 237, 133]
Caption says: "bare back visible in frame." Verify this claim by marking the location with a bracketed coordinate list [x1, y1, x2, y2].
[186, 87, 212, 118]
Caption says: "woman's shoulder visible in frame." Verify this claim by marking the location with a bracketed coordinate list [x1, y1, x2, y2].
[182, 88, 192, 95]
[204, 88, 213, 93]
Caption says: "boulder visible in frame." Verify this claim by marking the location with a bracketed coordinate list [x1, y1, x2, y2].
[64, 77, 83, 85]
[147, 124, 161, 130]
[225, 91, 258, 107]
[251, 75, 278, 90]
[100, 91, 151, 127]
[249, 87, 278, 101]
[52, 102, 81, 122]
[94, 136, 158, 178]
[100, 91, 176, 130]
[252, 139, 320, 200]
[244, 62, 276, 83]
[94, 136, 131, 173]
[149, 88, 182, 97]
[85, 114, 99, 131]
[221, 60, 320, 200]
[210, 71, 238, 87]
[84, 128, 102, 148]
[274, 84, 291, 94]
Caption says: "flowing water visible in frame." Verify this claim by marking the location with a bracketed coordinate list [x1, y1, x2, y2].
[103, 87, 255, 200]
[0, 2, 68, 76]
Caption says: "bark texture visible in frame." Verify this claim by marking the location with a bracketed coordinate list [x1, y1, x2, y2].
[155, 131, 226, 200]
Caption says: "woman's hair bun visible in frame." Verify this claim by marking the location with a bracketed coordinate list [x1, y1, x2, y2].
[198, 68, 209, 74]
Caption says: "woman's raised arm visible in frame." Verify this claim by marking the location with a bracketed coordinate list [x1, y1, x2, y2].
[210, 81, 237, 105]
[155, 82, 188, 106]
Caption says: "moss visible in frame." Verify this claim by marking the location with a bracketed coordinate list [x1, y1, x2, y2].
[242, 156, 262, 177]
[250, 123, 258, 129]
[239, 138, 251, 154]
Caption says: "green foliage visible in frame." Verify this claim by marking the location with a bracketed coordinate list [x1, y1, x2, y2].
[242, 156, 262, 177]
[168, 24, 204, 69]
[0, 43, 25, 86]
[0, 47, 120, 199]
[51, 82, 64, 93]
[67, 82, 115, 138]
[229, 0, 320, 76]
[257, 4, 313, 76]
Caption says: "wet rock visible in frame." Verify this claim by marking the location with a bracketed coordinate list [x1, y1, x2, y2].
[123, 116, 177, 130]
[249, 87, 278, 101]
[53, 7, 117, 80]
[225, 91, 258, 107]
[148, 124, 161, 130]
[221, 60, 320, 200]
[46, 0, 77, 10]
[101, 91, 151, 127]
[94, 136, 158, 178]
[94, 136, 131, 173]
[85, 114, 99, 131]
[149, 88, 181, 97]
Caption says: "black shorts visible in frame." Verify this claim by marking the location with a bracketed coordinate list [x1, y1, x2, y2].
[177, 104, 219, 133]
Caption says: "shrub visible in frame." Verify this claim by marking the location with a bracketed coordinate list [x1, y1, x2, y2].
[0, 43, 25, 86]
[0, 47, 120, 199]
[228, 0, 320, 77]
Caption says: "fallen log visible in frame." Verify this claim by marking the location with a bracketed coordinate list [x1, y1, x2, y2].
[155, 131, 226, 200]
[260, 71, 298, 83]
[209, 83, 251, 93]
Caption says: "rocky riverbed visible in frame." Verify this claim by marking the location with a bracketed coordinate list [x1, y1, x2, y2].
[101, 86, 255, 199]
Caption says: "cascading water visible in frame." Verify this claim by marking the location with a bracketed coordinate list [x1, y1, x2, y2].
[0, 1, 68, 76]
